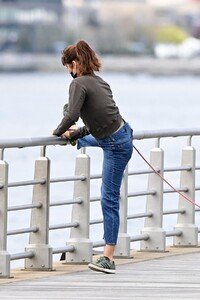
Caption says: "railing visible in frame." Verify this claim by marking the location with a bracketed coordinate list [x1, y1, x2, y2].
[1, 128, 200, 278]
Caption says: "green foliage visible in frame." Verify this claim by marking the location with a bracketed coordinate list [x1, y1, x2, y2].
[151, 25, 189, 44]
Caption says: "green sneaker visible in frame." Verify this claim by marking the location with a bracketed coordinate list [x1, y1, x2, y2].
[88, 256, 116, 274]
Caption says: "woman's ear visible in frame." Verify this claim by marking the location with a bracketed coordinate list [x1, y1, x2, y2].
[72, 60, 79, 76]
[72, 60, 77, 69]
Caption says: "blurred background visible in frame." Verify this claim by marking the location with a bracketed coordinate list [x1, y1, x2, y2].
[1, 0, 200, 132]
[1, 0, 200, 135]
[0, 0, 200, 71]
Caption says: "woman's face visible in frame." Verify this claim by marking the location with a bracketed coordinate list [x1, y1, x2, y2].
[66, 61, 80, 77]
[66, 63, 73, 73]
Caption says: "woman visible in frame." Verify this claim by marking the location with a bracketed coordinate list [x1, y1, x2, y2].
[53, 40, 133, 274]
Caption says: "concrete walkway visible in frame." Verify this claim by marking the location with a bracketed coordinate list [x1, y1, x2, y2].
[1, 246, 200, 300]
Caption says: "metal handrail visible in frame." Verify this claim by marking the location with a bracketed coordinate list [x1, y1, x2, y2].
[0, 127, 200, 150]
[8, 203, 43, 211]
[10, 251, 35, 261]
[49, 221, 79, 231]
[7, 226, 39, 236]
[0, 136, 68, 149]
[0, 128, 200, 277]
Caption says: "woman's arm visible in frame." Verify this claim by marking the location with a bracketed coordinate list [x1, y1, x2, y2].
[53, 81, 85, 136]
[63, 125, 90, 140]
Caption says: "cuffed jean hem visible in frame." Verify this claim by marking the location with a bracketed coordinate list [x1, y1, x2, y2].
[104, 241, 117, 246]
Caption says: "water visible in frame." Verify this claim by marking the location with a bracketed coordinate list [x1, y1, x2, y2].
[1, 72, 200, 137]
[1, 72, 200, 268]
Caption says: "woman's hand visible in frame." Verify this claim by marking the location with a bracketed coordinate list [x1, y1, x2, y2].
[62, 124, 78, 138]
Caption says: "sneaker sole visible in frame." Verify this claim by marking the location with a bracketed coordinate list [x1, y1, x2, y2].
[88, 263, 116, 274]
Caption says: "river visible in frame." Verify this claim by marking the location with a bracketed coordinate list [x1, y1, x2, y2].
[1, 72, 200, 137]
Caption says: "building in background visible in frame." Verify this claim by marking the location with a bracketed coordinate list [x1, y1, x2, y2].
[0, 0, 64, 52]
[0, 0, 200, 55]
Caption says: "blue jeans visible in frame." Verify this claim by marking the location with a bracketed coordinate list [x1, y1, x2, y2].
[77, 122, 133, 245]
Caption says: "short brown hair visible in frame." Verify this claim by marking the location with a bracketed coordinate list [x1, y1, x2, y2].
[61, 40, 101, 75]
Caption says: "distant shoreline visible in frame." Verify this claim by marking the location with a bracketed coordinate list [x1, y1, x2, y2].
[1, 53, 200, 75]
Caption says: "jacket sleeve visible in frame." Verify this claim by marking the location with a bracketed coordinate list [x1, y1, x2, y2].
[53, 115, 76, 136]
[53, 80, 86, 136]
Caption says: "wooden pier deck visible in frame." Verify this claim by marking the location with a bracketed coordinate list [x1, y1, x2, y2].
[1, 246, 200, 300]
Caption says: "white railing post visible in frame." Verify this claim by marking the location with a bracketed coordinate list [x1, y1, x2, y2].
[65, 153, 92, 264]
[25, 156, 53, 270]
[0, 159, 10, 278]
[174, 145, 198, 246]
[114, 166, 131, 257]
[140, 147, 166, 252]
